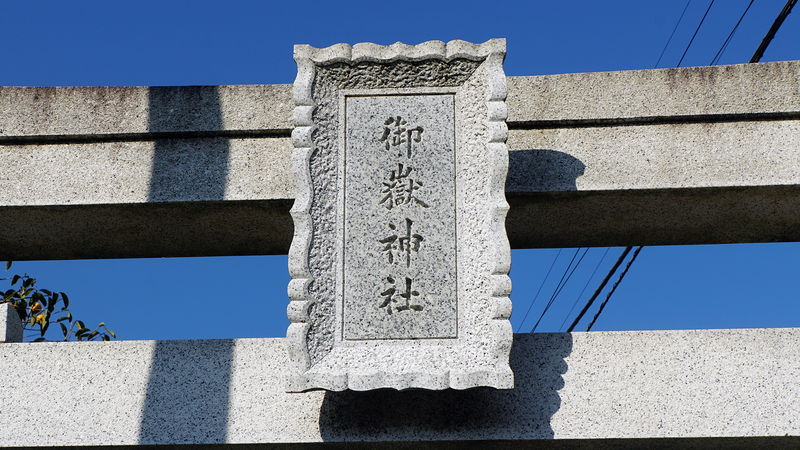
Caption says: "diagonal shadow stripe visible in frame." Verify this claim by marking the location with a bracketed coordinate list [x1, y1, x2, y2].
[147, 86, 230, 202]
[139, 86, 234, 444]
[137, 339, 235, 444]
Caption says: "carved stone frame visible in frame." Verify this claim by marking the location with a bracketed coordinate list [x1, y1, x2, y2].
[288, 40, 512, 391]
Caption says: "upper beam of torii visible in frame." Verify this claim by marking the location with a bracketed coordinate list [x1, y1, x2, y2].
[1, 60, 799, 261]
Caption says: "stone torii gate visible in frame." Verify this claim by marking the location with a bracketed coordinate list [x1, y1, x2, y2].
[1, 44, 800, 447]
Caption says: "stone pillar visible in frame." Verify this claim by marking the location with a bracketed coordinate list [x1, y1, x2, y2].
[1, 303, 23, 343]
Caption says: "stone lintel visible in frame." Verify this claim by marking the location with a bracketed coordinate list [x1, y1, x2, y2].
[1, 61, 799, 260]
[1, 329, 799, 447]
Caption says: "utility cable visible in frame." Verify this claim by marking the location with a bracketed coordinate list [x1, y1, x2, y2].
[710, 0, 754, 65]
[585, 246, 644, 331]
[559, 247, 611, 332]
[531, 248, 582, 333]
[750, 0, 797, 63]
[677, 0, 715, 67]
[655, 0, 693, 68]
[566, 246, 632, 332]
[516, 248, 562, 332]
[531, 248, 589, 333]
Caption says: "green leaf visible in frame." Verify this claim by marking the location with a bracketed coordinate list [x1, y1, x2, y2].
[40, 289, 52, 295]
[102, 335, 110, 341]
[33, 337, 46, 342]
[108, 330, 116, 338]
[76, 320, 85, 329]
[5, 261, 11, 271]
[67, 311, 73, 322]
[88, 331, 99, 340]
[60, 323, 68, 337]
[12, 275, 20, 285]
[76, 327, 90, 336]
[61, 293, 69, 308]
[56, 316, 70, 323]
[98, 322, 105, 327]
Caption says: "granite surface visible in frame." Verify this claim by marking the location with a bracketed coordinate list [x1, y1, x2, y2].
[343, 94, 457, 340]
[2, 329, 799, 447]
[1, 303, 22, 343]
[287, 40, 512, 391]
[2, 61, 799, 261]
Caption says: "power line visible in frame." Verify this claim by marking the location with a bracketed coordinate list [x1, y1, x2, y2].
[531, 248, 583, 333]
[710, 0, 754, 65]
[585, 246, 644, 332]
[677, 0, 715, 67]
[566, 246, 633, 333]
[516, 248, 562, 332]
[559, 247, 611, 332]
[750, 0, 797, 63]
[531, 248, 589, 333]
[655, 0, 693, 68]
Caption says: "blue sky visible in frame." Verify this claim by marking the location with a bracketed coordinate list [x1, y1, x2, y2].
[2, 0, 799, 340]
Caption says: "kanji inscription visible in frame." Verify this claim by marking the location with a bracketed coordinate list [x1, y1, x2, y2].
[343, 94, 457, 340]
[288, 39, 511, 391]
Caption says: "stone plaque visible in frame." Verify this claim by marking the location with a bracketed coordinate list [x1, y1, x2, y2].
[287, 40, 512, 391]
[343, 94, 457, 340]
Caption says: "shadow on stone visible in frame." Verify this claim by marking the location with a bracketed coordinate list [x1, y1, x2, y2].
[318, 333, 572, 442]
[147, 86, 229, 202]
[507, 149, 585, 193]
[137, 339, 234, 444]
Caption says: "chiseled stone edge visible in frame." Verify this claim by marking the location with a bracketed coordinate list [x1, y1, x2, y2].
[287, 40, 511, 391]
[286, 46, 315, 376]
[296, 39, 506, 64]
[484, 48, 514, 386]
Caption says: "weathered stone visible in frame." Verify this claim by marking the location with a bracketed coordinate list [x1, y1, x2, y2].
[2, 61, 799, 260]
[287, 40, 512, 391]
[3, 330, 800, 446]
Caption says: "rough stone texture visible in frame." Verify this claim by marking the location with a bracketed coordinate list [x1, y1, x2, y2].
[0, 84, 292, 137]
[0, 200, 294, 260]
[1, 303, 22, 343]
[343, 94, 458, 340]
[507, 60, 800, 123]
[1, 329, 799, 447]
[1, 60, 800, 260]
[507, 121, 800, 193]
[0, 137, 293, 205]
[287, 40, 511, 391]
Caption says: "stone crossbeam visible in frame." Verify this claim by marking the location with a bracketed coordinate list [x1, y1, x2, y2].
[1, 61, 799, 260]
[2, 329, 799, 448]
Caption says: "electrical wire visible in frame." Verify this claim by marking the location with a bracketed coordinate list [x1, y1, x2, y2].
[655, 0, 693, 68]
[531, 249, 582, 333]
[566, 246, 632, 332]
[677, 0, 715, 67]
[531, 247, 589, 333]
[750, 0, 797, 63]
[516, 248, 562, 332]
[585, 246, 644, 331]
[710, 0, 754, 65]
[559, 247, 611, 332]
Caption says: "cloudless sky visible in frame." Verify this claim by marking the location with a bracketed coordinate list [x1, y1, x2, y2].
[1, 1, 799, 341]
